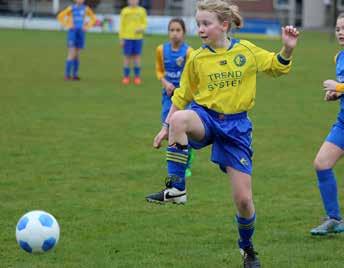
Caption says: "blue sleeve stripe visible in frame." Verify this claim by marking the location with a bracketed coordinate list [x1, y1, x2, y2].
[277, 54, 290, 65]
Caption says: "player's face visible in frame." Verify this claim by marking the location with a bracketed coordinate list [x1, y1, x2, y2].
[196, 10, 228, 47]
[336, 18, 344, 46]
[128, 0, 139, 6]
[168, 22, 185, 44]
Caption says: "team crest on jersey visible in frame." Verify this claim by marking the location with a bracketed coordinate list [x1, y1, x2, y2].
[234, 54, 246, 67]
[176, 56, 185, 67]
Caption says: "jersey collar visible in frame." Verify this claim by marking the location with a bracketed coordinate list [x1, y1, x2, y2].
[202, 38, 238, 53]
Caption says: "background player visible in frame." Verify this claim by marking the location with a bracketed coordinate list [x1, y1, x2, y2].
[119, 0, 147, 85]
[57, 0, 96, 80]
[311, 13, 344, 236]
[155, 18, 195, 177]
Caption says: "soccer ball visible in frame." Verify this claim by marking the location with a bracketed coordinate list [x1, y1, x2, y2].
[15, 210, 60, 253]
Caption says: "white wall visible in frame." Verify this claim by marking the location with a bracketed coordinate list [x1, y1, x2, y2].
[302, 0, 326, 28]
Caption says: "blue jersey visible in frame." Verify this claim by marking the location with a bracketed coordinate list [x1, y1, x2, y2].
[163, 42, 189, 87]
[336, 51, 344, 121]
[71, 4, 87, 30]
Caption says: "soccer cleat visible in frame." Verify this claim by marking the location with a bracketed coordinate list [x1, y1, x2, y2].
[310, 217, 344, 235]
[122, 77, 130, 85]
[72, 76, 81, 81]
[64, 76, 71, 81]
[146, 176, 186, 204]
[133, 76, 142, 85]
[241, 246, 261, 268]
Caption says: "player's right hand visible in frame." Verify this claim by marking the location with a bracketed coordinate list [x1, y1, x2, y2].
[153, 127, 168, 149]
[165, 83, 175, 97]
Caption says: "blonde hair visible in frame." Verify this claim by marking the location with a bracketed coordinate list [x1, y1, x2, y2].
[197, 0, 243, 31]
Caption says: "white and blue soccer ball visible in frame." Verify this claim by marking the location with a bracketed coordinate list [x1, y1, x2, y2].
[16, 210, 60, 253]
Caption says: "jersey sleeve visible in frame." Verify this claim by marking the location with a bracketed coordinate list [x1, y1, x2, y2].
[155, 45, 164, 80]
[186, 47, 194, 61]
[241, 40, 292, 77]
[84, 6, 97, 29]
[172, 53, 199, 109]
[57, 6, 72, 28]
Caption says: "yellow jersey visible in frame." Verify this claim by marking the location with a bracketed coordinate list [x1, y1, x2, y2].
[172, 39, 292, 114]
[57, 4, 96, 30]
[119, 6, 147, 40]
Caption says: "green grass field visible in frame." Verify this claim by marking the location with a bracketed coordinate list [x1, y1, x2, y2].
[0, 28, 344, 267]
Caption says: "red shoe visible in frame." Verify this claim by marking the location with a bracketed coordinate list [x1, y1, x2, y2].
[122, 77, 130, 85]
[64, 76, 71, 81]
[133, 77, 142, 85]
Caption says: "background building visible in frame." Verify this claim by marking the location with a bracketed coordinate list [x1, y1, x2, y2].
[0, 0, 340, 29]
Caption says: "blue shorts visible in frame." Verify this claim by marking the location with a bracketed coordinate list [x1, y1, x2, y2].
[326, 120, 344, 149]
[161, 90, 172, 123]
[123, 39, 143, 56]
[67, 29, 85, 49]
[188, 103, 253, 175]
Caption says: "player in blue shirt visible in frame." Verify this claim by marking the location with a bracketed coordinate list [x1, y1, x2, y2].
[311, 13, 344, 235]
[155, 18, 195, 177]
[57, 0, 96, 80]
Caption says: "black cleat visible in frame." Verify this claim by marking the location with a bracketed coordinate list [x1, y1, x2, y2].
[146, 176, 186, 204]
[241, 246, 260, 268]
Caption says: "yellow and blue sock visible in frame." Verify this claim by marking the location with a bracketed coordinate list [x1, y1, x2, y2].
[317, 169, 341, 220]
[237, 213, 256, 249]
[65, 60, 73, 77]
[166, 144, 188, 191]
[73, 59, 79, 78]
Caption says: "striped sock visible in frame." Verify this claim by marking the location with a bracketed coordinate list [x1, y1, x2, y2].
[166, 145, 188, 191]
[237, 213, 256, 249]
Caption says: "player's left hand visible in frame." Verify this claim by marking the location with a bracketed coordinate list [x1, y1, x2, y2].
[323, 79, 338, 91]
[282, 25, 299, 49]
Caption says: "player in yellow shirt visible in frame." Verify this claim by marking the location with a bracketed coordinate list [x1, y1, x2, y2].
[119, 0, 147, 85]
[146, 1, 299, 267]
[57, 0, 96, 80]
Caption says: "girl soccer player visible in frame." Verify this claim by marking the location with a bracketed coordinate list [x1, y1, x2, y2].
[119, 0, 147, 85]
[146, 0, 299, 267]
[155, 18, 195, 177]
[310, 13, 344, 236]
[57, 0, 96, 81]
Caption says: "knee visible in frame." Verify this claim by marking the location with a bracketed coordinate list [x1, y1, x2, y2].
[313, 155, 332, 171]
[235, 195, 254, 214]
[170, 111, 188, 130]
